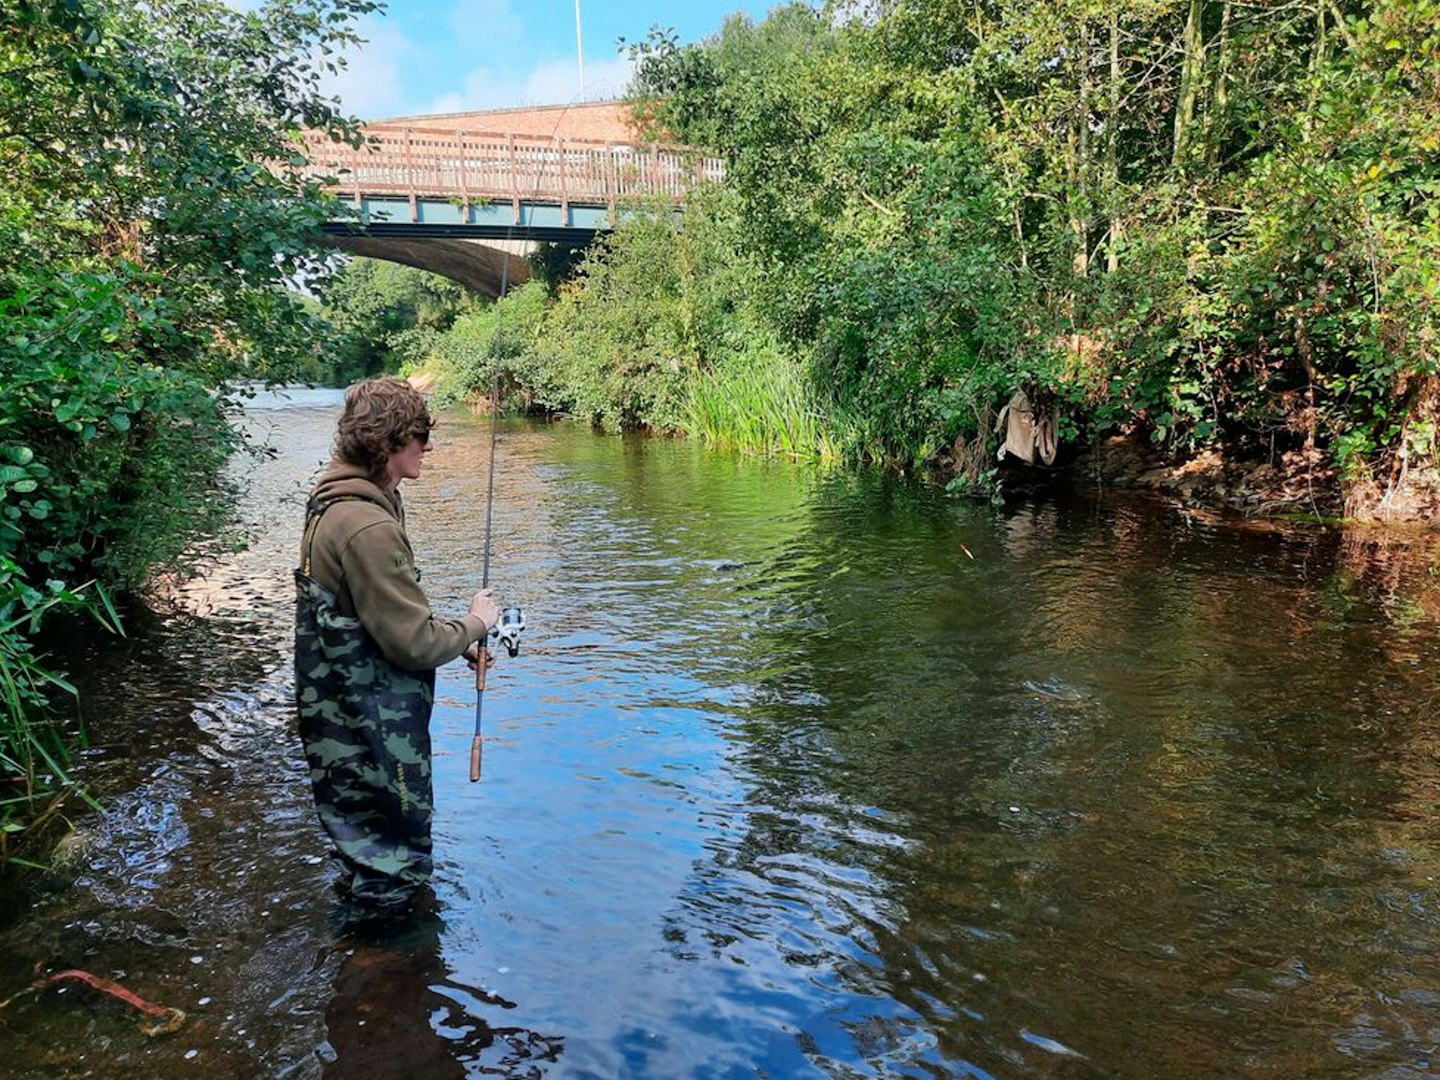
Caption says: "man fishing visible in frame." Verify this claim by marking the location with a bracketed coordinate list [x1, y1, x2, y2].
[295, 376, 500, 916]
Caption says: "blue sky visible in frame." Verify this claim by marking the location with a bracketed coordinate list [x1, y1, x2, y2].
[314, 1, 789, 120]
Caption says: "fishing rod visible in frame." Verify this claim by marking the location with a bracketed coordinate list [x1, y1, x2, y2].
[468, 89, 606, 781]
[471, 256, 527, 783]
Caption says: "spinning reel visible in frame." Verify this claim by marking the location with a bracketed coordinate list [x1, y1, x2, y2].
[490, 606, 526, 658]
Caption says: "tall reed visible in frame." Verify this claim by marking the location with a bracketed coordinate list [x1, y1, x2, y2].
[0, 567, 114, 867]
[682, 354, 844, 463]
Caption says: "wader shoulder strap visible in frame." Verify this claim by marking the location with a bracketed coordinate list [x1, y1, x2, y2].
[301, 494, 386, 578]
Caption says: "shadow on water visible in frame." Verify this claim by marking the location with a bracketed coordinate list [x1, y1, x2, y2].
[3, 387, 1440, 1078]
[318, 899, 563, 1079]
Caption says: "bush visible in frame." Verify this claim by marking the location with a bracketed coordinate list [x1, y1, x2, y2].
[0, 558, 116, 866]
[405, 280, 550, 408]
[1, 266, 238, 590]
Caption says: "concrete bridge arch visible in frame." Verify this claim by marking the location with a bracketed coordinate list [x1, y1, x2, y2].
[322, 233, 532, 298]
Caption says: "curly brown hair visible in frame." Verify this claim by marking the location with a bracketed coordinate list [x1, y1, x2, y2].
[334, 377, 434, 484]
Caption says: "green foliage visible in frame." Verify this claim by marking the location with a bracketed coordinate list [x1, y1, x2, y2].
[0, 265, 240, 589]
[617, 0, 1440, 496]
[1060, 0, 1440, 472]
[314, 258, 472, 385]
[682, 346, 843, 462]
[628, 8, 1030, 467]
[1, 0, 376, 384]
[527, 215, 705, 431]
[2, 0, 378, 591]
[406, 279, 550, 408]
[0, 0, 380, 849]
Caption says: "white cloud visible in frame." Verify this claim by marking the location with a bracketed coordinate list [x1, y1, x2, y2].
[319, 16, 414, 119]
[424, 53, 634, 115]
[517, 57, 590, 107]
[424, 72, 504, 116]
[567, 54, 636, 103]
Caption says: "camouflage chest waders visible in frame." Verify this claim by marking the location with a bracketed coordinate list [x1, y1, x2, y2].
[295, 496, 436, 910]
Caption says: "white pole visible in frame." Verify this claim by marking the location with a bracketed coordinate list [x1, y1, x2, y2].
[575, 0, 585, 101]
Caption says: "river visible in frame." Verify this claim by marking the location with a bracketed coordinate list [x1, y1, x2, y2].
[3, 386, 1440, 1078]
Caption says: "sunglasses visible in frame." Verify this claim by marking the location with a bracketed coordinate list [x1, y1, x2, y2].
[413, 423, 433, 445]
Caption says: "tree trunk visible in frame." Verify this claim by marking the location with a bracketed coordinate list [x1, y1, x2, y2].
[1105, 10, 1122, 273]
[1071, 20, 1092, 279]
[1205, 1, 1232, 167]
[1172, 0, 1205, 169]
[1305, 1, 1329, 129]
[1295, 314, 1319, 451]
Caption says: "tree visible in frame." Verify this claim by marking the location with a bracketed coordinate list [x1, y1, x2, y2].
[1, 0, 377, 587]
[0, 0, 381, 847]
[317, 258, 471, 386]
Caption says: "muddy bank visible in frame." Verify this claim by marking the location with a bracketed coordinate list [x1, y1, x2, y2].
[1044, 435, 1440, 527]
[986, 433, 1440, 625]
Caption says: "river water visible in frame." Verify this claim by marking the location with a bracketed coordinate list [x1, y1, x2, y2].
[4, 387, 1440, 1079]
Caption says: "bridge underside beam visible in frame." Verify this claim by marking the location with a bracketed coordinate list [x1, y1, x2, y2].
[324, 220, 604, 243]
[319, 233, 538, 299]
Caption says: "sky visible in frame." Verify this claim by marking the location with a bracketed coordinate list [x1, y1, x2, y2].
[309, 1, 786, 121]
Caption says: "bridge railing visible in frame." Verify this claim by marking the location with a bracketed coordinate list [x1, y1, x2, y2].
[302, 126, 725, 220]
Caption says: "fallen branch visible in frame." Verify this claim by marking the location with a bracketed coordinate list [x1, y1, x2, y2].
[0, 968, 186, 1036]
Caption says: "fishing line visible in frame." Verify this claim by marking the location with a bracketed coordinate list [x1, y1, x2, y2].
[479, 287, 503, 592]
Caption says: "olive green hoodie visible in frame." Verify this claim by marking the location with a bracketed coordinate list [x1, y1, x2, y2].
[303, 460, 487, 671]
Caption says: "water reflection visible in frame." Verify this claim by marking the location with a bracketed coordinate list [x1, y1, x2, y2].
[2, 389, 1439, 1078]
[321, 902, 562, 1079]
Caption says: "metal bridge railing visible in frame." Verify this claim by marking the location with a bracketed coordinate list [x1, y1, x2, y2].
[301, 125, 726, 222]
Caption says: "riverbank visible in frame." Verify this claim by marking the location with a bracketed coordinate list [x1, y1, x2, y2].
[982, 432, 1440, 627]
[1002, 434, 1440, 529]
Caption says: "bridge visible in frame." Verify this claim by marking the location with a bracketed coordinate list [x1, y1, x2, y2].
[302, 102, 724, 296]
